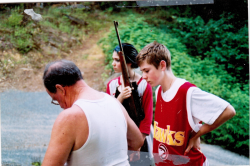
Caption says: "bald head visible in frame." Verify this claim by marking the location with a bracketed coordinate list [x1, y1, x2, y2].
[43, 60, 83, 93]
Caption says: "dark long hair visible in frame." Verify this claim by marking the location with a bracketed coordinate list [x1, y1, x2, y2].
[114, 43, 138, 68]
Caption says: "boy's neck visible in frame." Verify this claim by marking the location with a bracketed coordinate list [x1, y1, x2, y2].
[161, 70, 176, 93]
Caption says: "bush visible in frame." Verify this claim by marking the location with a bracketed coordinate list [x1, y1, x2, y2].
[98, 13, 249, 156]
[0, 3, 112, 54]
[6, 11, 23, 27]
[0, 9, 34, 53]
[11, 26, 34, 53]
[166, 14, 249, 85]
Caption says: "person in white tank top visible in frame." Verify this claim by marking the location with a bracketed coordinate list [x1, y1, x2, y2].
[42, 59, 144, 166]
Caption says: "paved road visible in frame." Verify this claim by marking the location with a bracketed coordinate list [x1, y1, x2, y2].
[1, 90, 249, 165]
[1, 90, 62, 166]
[200, 144, 249, 165]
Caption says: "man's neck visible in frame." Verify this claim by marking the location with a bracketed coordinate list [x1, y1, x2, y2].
[66, 80, 89, 106]
[73, 80, 104, 101]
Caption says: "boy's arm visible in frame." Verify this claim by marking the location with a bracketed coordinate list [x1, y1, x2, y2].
[185, 104, 235, 155]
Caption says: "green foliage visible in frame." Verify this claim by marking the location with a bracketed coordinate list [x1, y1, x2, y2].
[32, 162, 41, 166]
[98, 13, 249, 156]
[6, 10, 23, 27]
[43, 5, 108, 39]
[98, 14, 187, 70]
[165, 14, 249, 85]
[179, 57, 249, 156]
[0, 3, 112, 55]
[42, 20, 58, 29]
[11, 25, 34, 53]
[11, 35, 33, 53]
[0, 9, 34, 53]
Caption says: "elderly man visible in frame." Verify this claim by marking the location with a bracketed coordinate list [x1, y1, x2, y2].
[42, 59, 144, 166]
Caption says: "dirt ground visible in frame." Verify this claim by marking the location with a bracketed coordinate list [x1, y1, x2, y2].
[0, 30, 111, 93]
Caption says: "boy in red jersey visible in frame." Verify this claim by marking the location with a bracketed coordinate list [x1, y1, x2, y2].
[136, 41, 236, 166]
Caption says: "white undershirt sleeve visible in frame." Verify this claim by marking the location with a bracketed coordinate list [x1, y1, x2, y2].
[155, 85, 160, 101]
[190, 87, 230, 125]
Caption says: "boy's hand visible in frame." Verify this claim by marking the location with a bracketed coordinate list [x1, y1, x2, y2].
[193, 136, 201, 150]
[184, 136, 201, 156]
[184, 104, 235, 156]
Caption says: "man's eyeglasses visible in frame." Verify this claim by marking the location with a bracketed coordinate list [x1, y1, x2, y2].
[51, 99, 59, 105]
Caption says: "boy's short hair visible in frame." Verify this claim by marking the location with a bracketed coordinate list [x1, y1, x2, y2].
[136, 41, 171, 69]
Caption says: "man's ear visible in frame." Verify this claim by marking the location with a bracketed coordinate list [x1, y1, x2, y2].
[55, 84, 65, 95]
[159, 60, 167, 71]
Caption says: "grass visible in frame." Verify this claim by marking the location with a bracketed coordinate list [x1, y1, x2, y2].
[0, 3, 116, 80]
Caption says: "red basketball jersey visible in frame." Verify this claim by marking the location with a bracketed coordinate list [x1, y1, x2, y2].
[153, 82, 206, 166]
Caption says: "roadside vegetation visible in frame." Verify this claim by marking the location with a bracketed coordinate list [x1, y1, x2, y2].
[98, 2, 249, 157]
[0, 1, 248, 161]
[0, 2, 115, 83]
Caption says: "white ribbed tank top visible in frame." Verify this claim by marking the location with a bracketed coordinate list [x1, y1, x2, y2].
[65, 93, 129, 166]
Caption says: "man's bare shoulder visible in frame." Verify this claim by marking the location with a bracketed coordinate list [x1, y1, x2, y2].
[53, 105, 86, 129]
